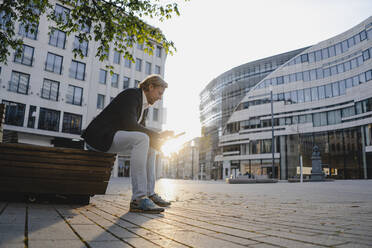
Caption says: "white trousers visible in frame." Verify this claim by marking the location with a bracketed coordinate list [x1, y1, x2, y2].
[107, 131, 157, 201]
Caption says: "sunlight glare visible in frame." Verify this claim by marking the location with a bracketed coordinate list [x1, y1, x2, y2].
[161, 138, 183, 157]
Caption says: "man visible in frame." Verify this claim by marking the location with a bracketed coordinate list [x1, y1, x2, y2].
[82, 74, 173, 214]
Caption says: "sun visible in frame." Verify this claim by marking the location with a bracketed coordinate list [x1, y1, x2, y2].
[161, 138, 183, 157]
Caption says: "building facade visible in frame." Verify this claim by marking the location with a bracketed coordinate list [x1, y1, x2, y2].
[199, 48, 307, 179]
[162, 138, 200, 179]
[0, 0, 167, 177]
[219, 17, 372, 180]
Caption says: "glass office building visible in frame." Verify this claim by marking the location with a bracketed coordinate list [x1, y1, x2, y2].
[219, 16, 372, 180]
[199, 48, 307, 179]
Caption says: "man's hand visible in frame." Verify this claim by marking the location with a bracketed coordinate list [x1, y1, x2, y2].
[159, 130, 175, 140]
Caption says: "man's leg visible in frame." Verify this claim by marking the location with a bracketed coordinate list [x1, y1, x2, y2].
[147, 148, 171, 207]
[146, 148, 157, 197]
[108, 131, 149, 200]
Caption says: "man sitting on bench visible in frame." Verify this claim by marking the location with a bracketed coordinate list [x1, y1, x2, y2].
[82, 74, 174, 214]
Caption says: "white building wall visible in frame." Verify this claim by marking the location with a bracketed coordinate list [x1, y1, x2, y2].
[0, 0, 167, 177]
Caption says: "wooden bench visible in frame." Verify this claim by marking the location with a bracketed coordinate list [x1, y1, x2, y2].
[0, 104, 116, 204]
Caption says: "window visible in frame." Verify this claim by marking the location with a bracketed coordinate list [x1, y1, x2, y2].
[337, 63, 344, 73]
[321, 47, 329, 59]
[156, 46, 162, 58]
[344, 61, 351, 71]
[66, 85, 83, 106]
[134, 80, 140, 87]
[342, 106, 355, 118]
[99, 69, 107, 84]
[346, 78, 353, 88]
[9, 71, 30, 95]
[360, 30, 367, 41]
[277, 76, 284, 85]
[155, 65, 161, 75]
[320, 112, 327, 126]
[366, 70, 372, 81]
[78, 22, 90, 33]
[301, 54, 308, 63]
[45, 52, 63, 74]
[97, 94, 105, 109]
[41, 79, 59, 101]
[290, 90, 298, 103]
[153, 108, 159, 121]
[113, 51, 121, 64]
[14, 44, 34, 66]
[332, 82, 339, 97]
[19, 21, 38, 39]
[308, 52, 315, 63]
[49, 28, 66, 49]
[296, 72, 303, 81]
[335, 43, 342, 55]
[124, 58, 131, 68]
[350, 58, 358, 69]
[325, 84, 332, 98]
[69, 60, 86, 80]
[135, 58, 142, 71]
[0, 10, 10, 30]
[310, 69, 316, 81]
[62, 112, 82, 134]
[111, 73, 119, 88]
[330, 65, 338, 76]
[329, 45, 336, 57]
[303, 70, 310, 82]
[315, 50, 322, 61]
[313, 113, 321, 127]
[316, 68, 323, 80]
[2, 100, 25, 126]
[341, 40, 348, 52]
[304, 88, 311, 102]
[311, 87, 319, 101]
[347, 36, 355, 47]
[102, 49, 109, 60]
[137, 43, 144, 50]
[73, 37, 88, 56]
[145, 62, 151, 75]
[123, 77, 130, 89]
[323, 68, 330, 78]
[38, 108, 60, 131]
[339, 80, 346, 95]
[54, 4, 70, 24]
[363, 49, 370, 61]
[297, 89, 304, 103]
[27, 105, 36, 128]
[318, 85, 325, 100]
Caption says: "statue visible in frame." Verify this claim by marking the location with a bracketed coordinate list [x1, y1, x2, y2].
[311, 145, 325, 181]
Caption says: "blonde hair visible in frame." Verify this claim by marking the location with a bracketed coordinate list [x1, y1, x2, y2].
[138, 74, 168, 91]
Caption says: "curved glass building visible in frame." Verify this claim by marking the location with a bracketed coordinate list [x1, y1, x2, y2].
[219, 16, 372, 180]
[199, 48, 307, 179]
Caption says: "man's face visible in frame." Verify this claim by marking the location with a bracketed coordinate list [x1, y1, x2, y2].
[146, 85, 165, 105]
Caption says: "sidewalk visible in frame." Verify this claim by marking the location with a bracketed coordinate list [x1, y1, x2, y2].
[1, 178, 372, 247]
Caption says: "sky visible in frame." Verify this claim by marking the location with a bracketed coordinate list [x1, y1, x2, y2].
[146, 0, 372, 148]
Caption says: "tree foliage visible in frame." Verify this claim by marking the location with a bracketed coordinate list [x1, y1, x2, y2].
[0, 0, 182, 65]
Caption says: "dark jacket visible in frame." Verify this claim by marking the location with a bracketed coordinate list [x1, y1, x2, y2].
[81, 88, 160, 152]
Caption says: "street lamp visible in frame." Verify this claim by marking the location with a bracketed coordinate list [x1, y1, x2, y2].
[191, 140, 195, 180]
[270, 86, 275, 179]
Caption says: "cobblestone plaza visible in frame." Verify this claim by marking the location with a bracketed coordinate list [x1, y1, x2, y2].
[1, 178, 372, 247]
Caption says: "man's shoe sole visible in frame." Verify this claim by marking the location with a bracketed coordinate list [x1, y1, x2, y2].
[129, 208, 164, 214]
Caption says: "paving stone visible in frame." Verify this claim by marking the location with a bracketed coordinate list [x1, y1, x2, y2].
[88, 240, 132, 248]
[0, 243, 24, 248]
[70, 224, 118, 241]
[252, 235, 330, 248]
[28, 239, 86, 248]
[28, 222, 79, 240]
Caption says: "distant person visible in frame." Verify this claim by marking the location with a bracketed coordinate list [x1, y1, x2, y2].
[82, 74, 174, 214]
